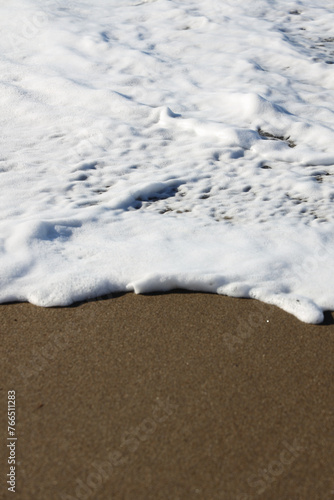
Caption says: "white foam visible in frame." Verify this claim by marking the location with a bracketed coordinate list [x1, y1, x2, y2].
[1, 0, 334, 323]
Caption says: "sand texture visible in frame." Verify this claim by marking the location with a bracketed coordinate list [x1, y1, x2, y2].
[1, 292, 334, 500]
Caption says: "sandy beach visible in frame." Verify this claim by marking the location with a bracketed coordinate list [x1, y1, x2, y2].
[1, 292, 334, 500]
[2, 1, 334, 499]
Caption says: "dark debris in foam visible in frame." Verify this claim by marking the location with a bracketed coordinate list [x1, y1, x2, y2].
[258, 128, 296, 148]
[313, 173, 331, 183]
[135, 185, 180, 204]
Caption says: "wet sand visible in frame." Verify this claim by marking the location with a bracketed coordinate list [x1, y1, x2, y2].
[1, 292, 334, 500]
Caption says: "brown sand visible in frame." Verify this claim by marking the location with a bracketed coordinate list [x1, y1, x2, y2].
[1, 292, 334, 500]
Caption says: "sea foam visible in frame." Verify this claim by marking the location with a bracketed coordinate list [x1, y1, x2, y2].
[1, 0, 334, 322]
